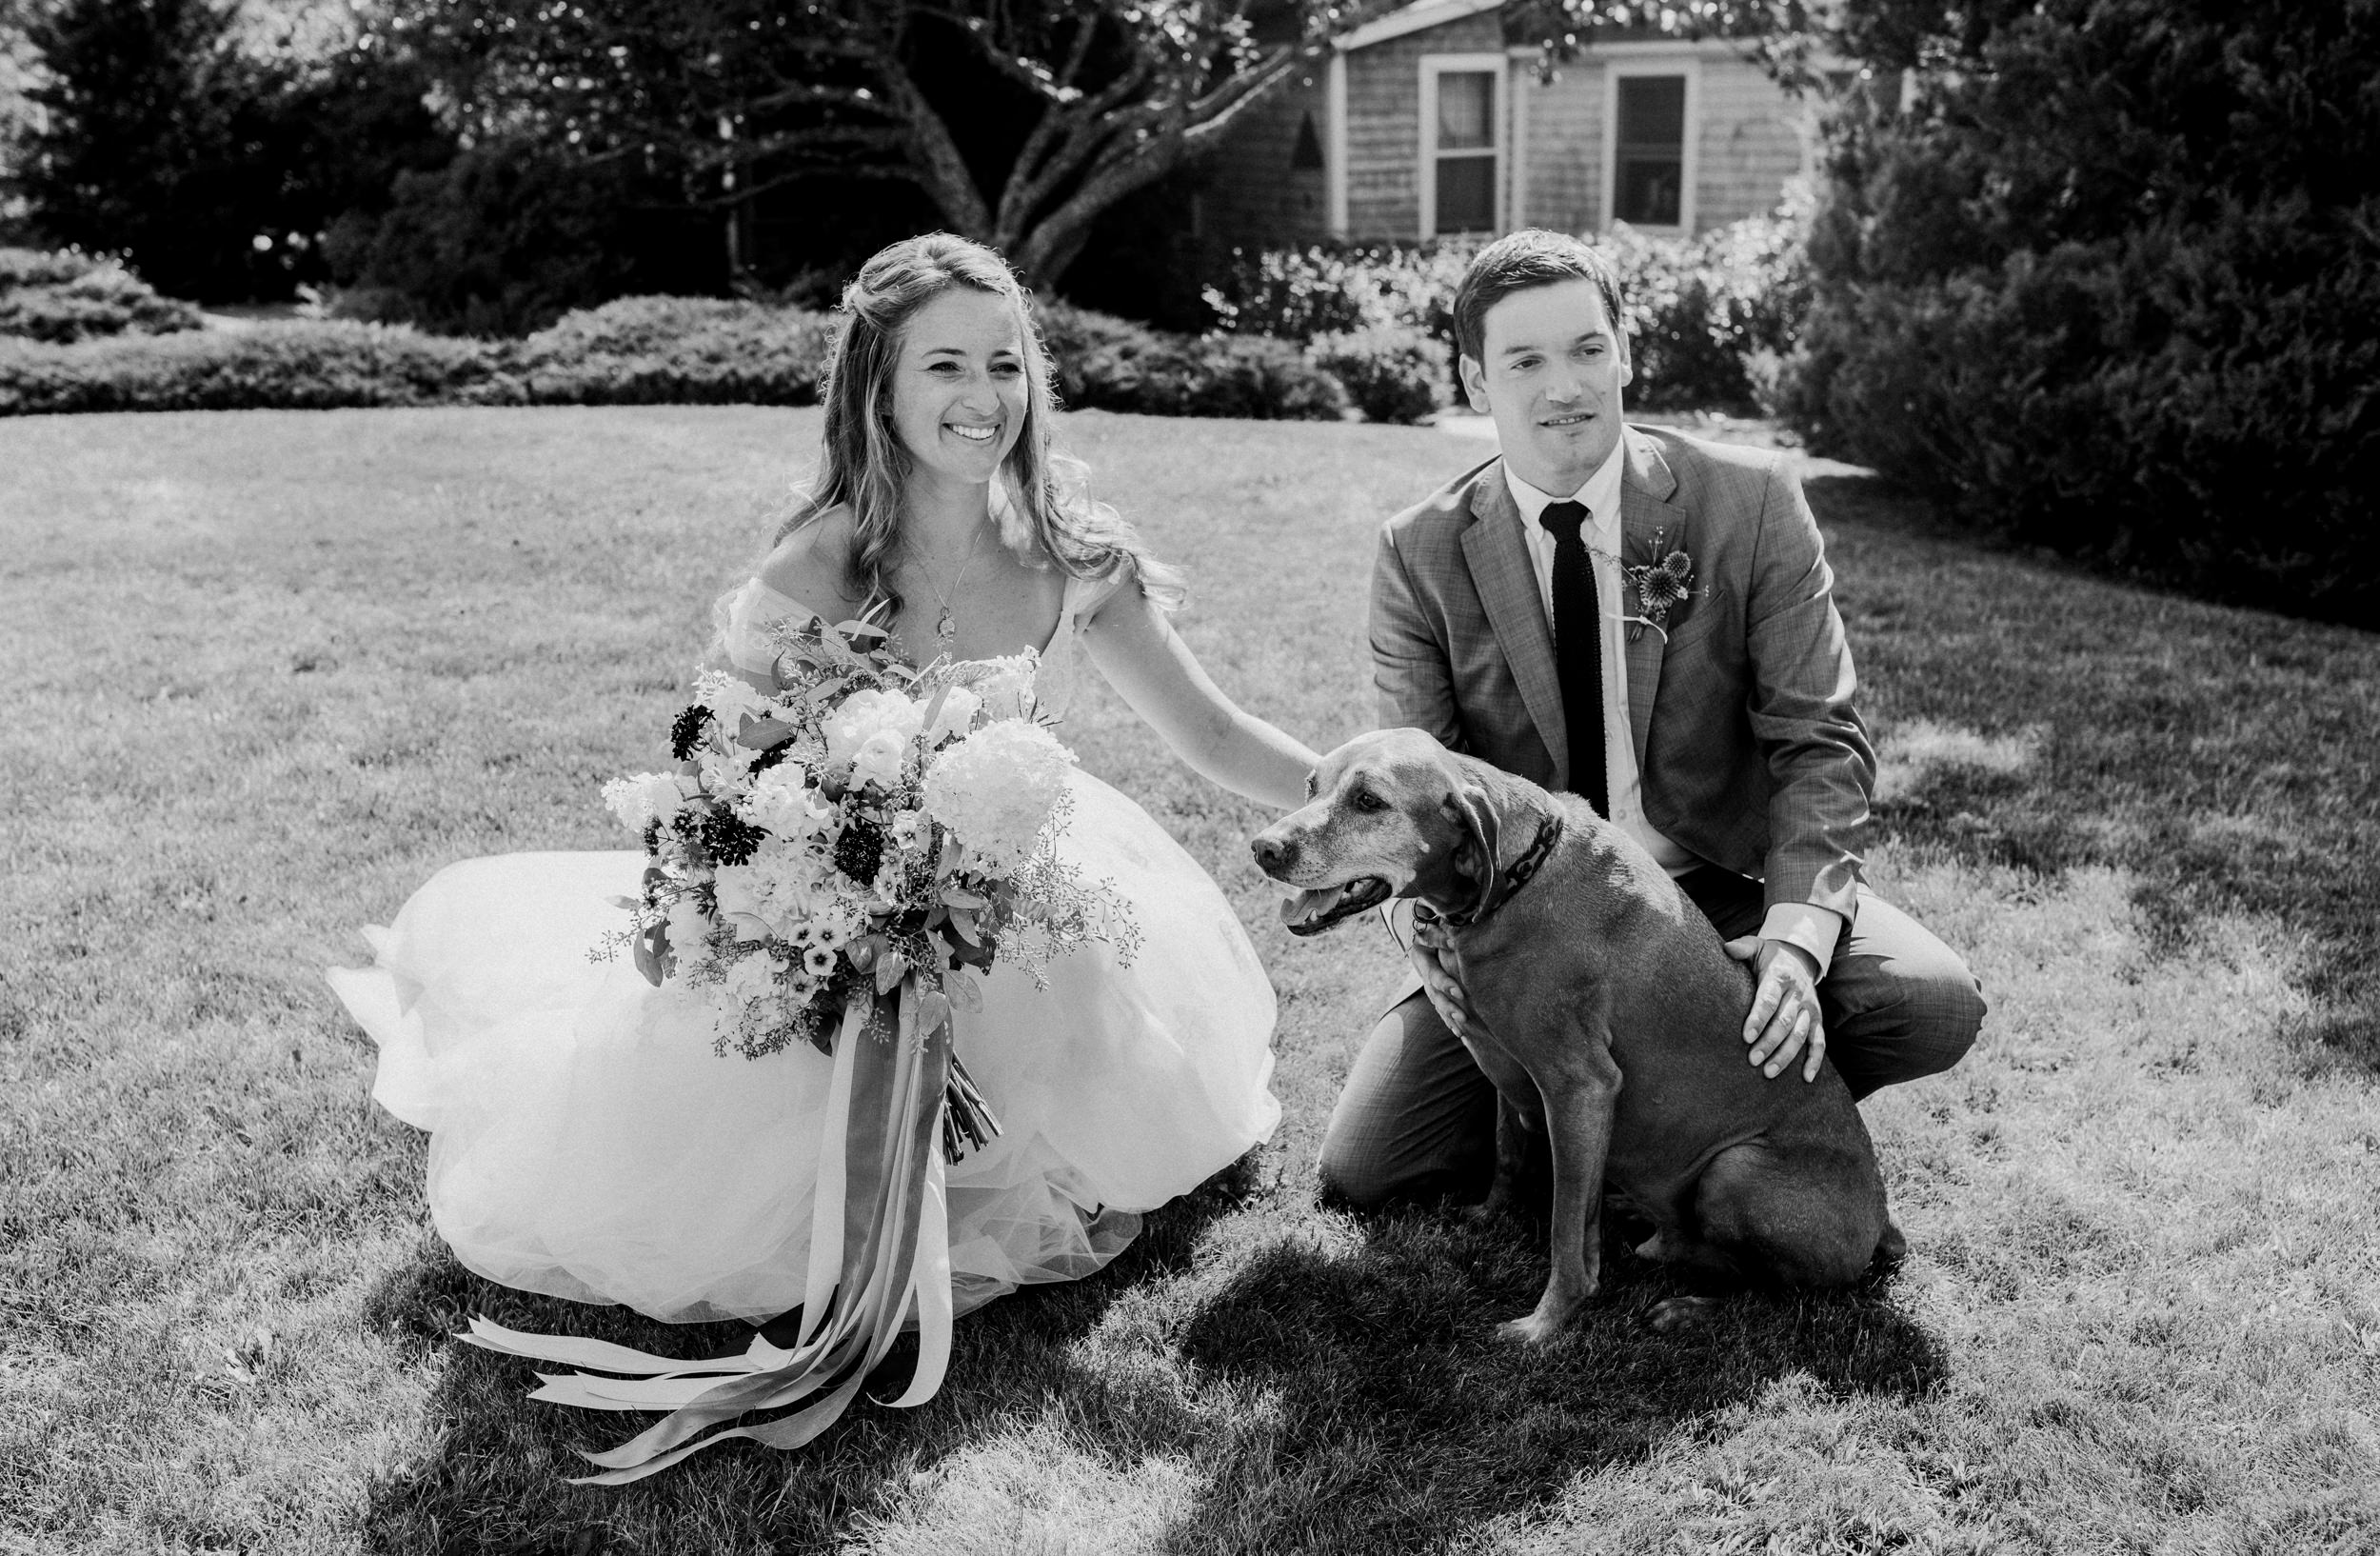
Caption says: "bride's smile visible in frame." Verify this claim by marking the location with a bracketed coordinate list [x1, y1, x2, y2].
[892, 288, 1028, 494]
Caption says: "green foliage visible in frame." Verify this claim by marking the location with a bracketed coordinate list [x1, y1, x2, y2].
[331, 140, 723, 337]
[1783, 0, 2380, 624]
[1204, 211, 1810, 412]
[13, 0, 455, 303]
[1305, 326, 1450, 425]
[0, 296, 1354, 419]
[510, 296, 835, 406]
[1038, 301, 1350, 421]
[1598, 209, 1810, 412]
[0, 322, 513, 413]
[0, 248, 202, 342]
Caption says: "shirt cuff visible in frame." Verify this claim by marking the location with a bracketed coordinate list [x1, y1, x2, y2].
[1758, 903, 1844, 980]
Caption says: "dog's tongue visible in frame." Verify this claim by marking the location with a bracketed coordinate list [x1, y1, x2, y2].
[1280, 884, 1348, 928]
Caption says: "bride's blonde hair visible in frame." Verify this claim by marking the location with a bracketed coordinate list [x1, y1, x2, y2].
[781, 232, 1183, 615]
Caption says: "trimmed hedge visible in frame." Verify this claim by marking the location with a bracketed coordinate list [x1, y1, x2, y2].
[0, 322, 513, 414]
[1038, 302, 1349, 420]
[1306, 327, 1449, 425]
[0, 296, 1356, 421]
[1782, 1, 2378, 624]
[0, 249, 204, 344]
[510, 296, 835, 406]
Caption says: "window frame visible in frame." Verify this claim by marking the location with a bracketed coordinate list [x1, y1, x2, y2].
[1418, 53, 1508, 240]
[1601, 58, 1700, 235]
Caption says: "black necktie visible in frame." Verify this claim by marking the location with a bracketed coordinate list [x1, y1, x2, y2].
[1537, 499, 1609, 817]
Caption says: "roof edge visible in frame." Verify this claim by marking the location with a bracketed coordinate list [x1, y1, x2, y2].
[1333, 0, 1503, 53]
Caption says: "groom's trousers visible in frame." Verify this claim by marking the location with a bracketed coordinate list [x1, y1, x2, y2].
[1316, 868, 1988, 1209]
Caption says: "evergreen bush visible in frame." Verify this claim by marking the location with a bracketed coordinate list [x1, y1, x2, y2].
[1783, 0, 2379, 624]
[0, 249, 204, 343]
[1306, 327, 1450, 424]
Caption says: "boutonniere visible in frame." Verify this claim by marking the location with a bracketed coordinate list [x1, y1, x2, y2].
[1620, 529, 1695, 643]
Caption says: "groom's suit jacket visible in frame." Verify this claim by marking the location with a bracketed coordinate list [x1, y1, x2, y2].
[1370, 423, 1875, 925]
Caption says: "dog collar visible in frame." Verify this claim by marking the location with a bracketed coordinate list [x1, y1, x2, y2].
[1417, 811, 1565, 931]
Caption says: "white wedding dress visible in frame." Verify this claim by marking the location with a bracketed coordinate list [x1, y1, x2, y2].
[327, 571, 1280, 1325]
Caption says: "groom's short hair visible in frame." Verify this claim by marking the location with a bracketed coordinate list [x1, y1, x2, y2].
[1452, 230, 1627, 364]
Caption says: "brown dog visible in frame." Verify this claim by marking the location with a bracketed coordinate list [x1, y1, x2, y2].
[1252, 728, 1894, 1342]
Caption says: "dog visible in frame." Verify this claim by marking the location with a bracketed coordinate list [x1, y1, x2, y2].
[1252, 728, 1895, 1342]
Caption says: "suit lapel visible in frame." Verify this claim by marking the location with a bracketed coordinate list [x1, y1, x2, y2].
[1460, 463, 1569, 785]
[1618, 428, 1691, 770]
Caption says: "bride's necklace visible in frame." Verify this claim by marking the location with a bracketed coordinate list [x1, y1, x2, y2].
[911, 514, 993, 648]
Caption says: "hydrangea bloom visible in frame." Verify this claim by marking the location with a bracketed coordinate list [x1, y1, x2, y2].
[823, 688, 923, 768]
[603, 772, 686, 834]
[922, 718, 1075, 869]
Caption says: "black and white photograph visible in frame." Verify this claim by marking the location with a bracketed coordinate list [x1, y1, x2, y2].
[3, 0, 2374, 1549]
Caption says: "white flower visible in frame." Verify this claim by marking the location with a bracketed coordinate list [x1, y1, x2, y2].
[823, 688, 924, 768]
[922, 717, 1075, 870]
[711, 866, 777, 942]
[743, 776, 833, 844]
[693, 668, 772, 732]
[963, 655, 1039, 722]
[923, 683, 982, 745]
[719, 948, 782, 1007]
[603, 771, 686, 835]
[664, 896, 711, 960]
[802, 945, 838, 978]
[850, 728, 910, 790]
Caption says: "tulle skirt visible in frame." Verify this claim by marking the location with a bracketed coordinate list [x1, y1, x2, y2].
[327, 770, 1280, 1324]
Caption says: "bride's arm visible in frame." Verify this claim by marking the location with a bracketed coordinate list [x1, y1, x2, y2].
[1080, 581, 1319, 812]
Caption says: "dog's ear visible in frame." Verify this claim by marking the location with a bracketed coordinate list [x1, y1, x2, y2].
[1444, 783, 1500, 886]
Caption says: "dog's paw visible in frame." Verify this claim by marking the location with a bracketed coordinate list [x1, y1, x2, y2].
[1646, 1295, 1722, 1332]
[1495, 1311, 1568, 1346]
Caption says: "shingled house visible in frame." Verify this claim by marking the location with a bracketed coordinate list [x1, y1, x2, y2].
[1199, 0, 1848, 252]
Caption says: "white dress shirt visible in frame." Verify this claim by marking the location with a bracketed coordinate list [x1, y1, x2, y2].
[1502, 455, 1844, 975]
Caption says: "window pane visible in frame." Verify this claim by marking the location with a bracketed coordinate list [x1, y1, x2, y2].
[1436, 153, 1496, 232]
[1615, 155, 1681, 226]
[1437, 71, 1495, 150]
[1616, 75, 1685, 148]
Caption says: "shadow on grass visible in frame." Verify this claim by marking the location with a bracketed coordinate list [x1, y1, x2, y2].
[353, 1157, 1265, 1554]
[1806, 469, 2380, 1074]
[1165, 1205, 1947, 1552]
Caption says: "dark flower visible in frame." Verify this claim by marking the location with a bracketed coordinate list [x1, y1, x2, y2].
[669, 705, 712, 762]
[702, 809, 767, 868]
[834, 817, 886, 885]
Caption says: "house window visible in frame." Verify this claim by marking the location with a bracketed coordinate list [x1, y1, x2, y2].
[1614, 74, 1687, 227]
[1420, 57, 1503, 238]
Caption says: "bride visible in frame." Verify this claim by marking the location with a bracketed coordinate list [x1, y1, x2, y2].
[327, 235, 1316, 1410]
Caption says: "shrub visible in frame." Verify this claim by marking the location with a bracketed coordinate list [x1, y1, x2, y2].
[512, 297, 835, 405]
[1783, 0, 2380, 624]
[1203, 210, 1810, 411]
[1038, 301, 1349, 421]
[0, 322, 514, 414]
[0, 249, 204, 343]
[1306, 326, 1449, 424]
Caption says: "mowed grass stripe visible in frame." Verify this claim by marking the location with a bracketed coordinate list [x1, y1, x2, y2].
[0, 406, 2373, 1555]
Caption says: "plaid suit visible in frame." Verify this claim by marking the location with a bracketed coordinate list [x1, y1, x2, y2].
[1321, 426, 1984, 1208]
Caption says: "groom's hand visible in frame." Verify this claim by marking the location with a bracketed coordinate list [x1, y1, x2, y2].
[1409, 938, 1476, 1041]
[1724, 937, 1826, 1082]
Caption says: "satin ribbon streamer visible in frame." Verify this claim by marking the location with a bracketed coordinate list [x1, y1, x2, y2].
[462, 979, 962, 1485]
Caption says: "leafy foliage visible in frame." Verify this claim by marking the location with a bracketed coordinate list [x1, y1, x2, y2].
[510, 296, 836, 406]
[1782, 0, 2380, 624]
[1306, 326, 1450, 425]
[0, 295, 1354, 419]
[327, 139, 724, 337]
[11, 0, 454, 303]
[392, 0, 1325, 286]
[1038, 300, 1350, 421]
[0, 247, 202, 342]
[1204, 209, 1811, 411]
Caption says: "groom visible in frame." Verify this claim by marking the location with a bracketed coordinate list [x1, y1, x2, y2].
[1319, 229, 1986, 1208]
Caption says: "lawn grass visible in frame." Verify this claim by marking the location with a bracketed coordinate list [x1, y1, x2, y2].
[3, 405, 2377, 1555]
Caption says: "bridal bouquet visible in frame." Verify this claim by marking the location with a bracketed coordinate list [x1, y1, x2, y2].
[597, 611, 1137, 1157]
